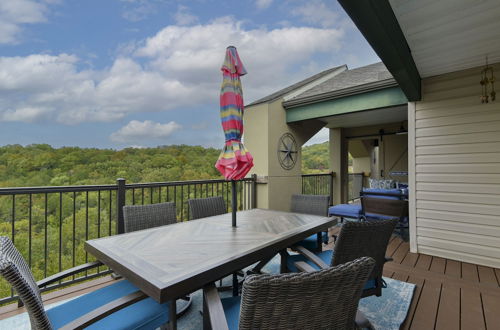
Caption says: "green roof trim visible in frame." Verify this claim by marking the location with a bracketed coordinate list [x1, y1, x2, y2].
[338, 0, 421, 101]
[286, 86, 407, 123]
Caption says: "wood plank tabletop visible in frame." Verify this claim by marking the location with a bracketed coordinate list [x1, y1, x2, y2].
[85, 209, 337, 303]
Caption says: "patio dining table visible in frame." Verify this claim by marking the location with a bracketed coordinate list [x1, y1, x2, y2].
[85, 208, 337, 329]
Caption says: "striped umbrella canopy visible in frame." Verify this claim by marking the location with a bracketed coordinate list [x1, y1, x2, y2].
[215, 46, 253, 180]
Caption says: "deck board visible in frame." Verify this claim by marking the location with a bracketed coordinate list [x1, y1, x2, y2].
[461, 288, 486, 330]
[435, 284, 460, 330]
[409, 279, 441, 329]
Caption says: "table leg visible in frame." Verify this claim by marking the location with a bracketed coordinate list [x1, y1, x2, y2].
[232, 273, 238, 296]
[279, 250, 289, 273]
[169, 300, 177, 330]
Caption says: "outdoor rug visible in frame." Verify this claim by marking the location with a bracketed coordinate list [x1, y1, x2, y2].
[0, 255, 415, 330]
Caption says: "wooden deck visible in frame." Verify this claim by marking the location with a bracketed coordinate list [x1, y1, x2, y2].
[1, 231, 499, 329]
[383, 235, 500, 330]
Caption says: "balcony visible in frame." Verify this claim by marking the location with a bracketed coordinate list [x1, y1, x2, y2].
[0, 174, 498, 329]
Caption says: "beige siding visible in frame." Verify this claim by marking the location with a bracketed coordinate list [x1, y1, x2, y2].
[413, 63, 500, 268]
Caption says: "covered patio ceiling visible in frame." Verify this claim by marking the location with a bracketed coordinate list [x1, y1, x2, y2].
[321, 105, 407, 129]
[339, 0, 500, 101]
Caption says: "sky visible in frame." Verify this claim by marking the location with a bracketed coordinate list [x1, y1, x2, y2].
[0, 0, 379, 149]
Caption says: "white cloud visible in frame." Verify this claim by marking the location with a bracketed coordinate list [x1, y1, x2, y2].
[256, 0, 273, 10]
[0, 17, 344, 125]
[290, 0, 339, 28]
[0, 0, 54, 44]
[174, 5, 198, 26]
[110, 120, 182, 143]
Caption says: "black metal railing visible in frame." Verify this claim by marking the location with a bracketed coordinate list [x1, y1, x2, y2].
[0, 176, 256, 304]
[301, 172, 335, 202]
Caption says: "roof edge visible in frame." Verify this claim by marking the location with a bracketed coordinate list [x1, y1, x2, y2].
[246, 64, 347, 107]
[283, 78, 399, 109]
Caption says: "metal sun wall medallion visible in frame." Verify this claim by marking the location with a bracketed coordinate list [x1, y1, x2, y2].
[277, 133, 298, 170]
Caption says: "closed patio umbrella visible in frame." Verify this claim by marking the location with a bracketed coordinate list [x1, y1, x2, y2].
[215, 46, 253, 227]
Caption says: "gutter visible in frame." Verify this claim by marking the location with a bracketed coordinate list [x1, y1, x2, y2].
[283, 78, 399, 109]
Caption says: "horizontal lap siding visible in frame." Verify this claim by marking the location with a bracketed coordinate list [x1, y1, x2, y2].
[415, 64, 500, 268]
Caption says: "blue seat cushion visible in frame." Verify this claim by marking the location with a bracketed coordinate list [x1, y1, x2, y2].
[221, 296, 241, 330]
[362, 188, 403, 200]
[328, 204, 362, 219]
[47, 280, 168, 330]
[286, 250, 376, 290]
[296, 232, 329, 250]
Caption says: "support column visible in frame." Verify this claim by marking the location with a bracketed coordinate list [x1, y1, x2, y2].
[329, 128, 348, 204]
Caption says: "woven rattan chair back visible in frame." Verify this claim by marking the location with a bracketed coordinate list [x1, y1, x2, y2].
[123, 202, 177, 233]
[332, 220, 396, 284]
[188, 196, 227, 220]
[239, 257, 375, 330]
[290, 194, 330, 216]
[0, 236, 52, 330]
[361, 197, 408, 218]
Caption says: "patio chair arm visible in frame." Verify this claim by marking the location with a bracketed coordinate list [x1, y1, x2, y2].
[17, 261, 105, 308]
[294, 261, 317, 273]
[59, 290, 147, 330]
[203, 283, 229, 330]
[385, 257, 393, 263]
[294, 246, 329, 269]
[37, 261, 104, 289]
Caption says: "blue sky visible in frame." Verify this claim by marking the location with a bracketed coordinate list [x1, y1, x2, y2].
[0, 0, 379, 149]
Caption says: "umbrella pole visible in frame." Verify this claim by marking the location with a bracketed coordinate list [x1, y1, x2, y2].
[231, 180, 237, 227]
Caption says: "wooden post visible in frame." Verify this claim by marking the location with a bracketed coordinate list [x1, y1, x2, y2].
[116, 178, 126, 234]
[251, 174, 257, 209]
[329, 171, 335, 205]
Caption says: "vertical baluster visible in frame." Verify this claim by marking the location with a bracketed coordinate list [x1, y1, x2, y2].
[159, 186, 162, 203]
[194, 183, 197, 199]
[226, 181, 229, 212]
[180, 185, 184, 221]
[150, 187, 153, 204]
[141, 188, 145, 205]
[44, 193, 48, 278]
[206, 183, 208, 197]
[97, 190, 101, 238]
[109, 190, 112, 236]
[59, 192, 62, 275]
[72, 191, 76, 279]
[132, 188, 136, 205]
[11, 195, 15, 244]
[28, 194, 32, 268]
[85, 191, 89, 276]
[186, 184, 189, 220]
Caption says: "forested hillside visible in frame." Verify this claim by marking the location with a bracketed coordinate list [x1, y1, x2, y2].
[0, 143, 329, 187]
[0, 144, 222, 187]
[302, 142, 329, 173]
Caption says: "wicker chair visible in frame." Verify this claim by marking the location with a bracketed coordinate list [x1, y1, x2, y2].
[203, 257, 375, 330]
[123, 202, 192, 316]
[123, 201, 177, 232]
[0, 236, 172, 330]
[188, 196, 227, 220]
[361, 196, 409, 240]
[286, 219, 397, 298]
[291, 194, 330, 252]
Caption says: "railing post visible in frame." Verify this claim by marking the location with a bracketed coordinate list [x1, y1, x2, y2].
[117, 178, 126, 234]
[329, 172, 335, 205]
[251, 174, 257, 209]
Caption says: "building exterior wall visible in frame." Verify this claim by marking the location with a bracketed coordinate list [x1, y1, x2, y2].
[410, 62, 500, 268]
[245, 99, 324, 211]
